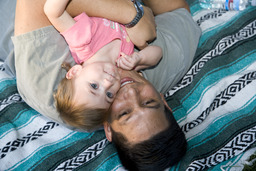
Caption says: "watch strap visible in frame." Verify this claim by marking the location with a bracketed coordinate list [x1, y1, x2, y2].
[124, 0, 144, 28]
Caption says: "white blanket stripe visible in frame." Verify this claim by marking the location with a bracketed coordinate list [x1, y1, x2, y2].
[166, 19, 256, 97]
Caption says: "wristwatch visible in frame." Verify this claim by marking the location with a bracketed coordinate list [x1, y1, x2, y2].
[124, 0, 144, 28]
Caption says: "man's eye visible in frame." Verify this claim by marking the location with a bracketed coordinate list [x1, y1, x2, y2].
[90, 83, 98, 89]
[143, 99, 160, 109]
[144, 100, 154, 105]
[119, 111, 128, 118]
[106, 92, 113, 99]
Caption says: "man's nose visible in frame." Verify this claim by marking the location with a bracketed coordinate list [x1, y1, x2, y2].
[123, 87, 138, 100]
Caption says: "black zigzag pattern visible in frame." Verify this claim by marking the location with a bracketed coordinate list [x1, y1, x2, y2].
[186, 126, 256, 171]
[165, 19, 256, 97]
[0, 122, 59, 159]
[54, 138, 108, 170]
[0, 93, 23, 112]
[182, 71, 256, 133]
[197, 9, 227, 26]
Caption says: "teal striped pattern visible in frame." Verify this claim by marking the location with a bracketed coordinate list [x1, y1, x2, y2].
[166, 1, 256, 170]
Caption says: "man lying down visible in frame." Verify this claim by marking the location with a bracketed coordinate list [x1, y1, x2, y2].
[8, 0, 201, 170]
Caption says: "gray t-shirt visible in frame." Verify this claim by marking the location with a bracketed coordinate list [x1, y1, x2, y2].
[142, 9, 201, 94]
[9, 8, 201, 125]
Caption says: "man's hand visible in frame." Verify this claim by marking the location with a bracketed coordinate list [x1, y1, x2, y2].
[116, 52, 141, 71]
[126, 6, 156, 50]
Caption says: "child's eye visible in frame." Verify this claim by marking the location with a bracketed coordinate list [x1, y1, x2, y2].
[106, 92, 113, 99]
[90, 83, 98, 89]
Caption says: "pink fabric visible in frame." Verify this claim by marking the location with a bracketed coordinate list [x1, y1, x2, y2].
[61, 13, 134, 64]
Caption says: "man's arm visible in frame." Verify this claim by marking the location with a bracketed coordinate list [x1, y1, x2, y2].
[125, 5, 156, 49]
[126, 0, 190, 50]
[67, 0, 157, 47]
[66, 0, 136, 23]
[15, 0, 156, 48]
[142, 0, 190, 15]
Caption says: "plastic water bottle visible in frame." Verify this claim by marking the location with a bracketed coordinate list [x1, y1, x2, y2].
[199, 0, 256, 10]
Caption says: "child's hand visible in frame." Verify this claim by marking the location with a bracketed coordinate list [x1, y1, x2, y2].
[116, 52, 141, 70]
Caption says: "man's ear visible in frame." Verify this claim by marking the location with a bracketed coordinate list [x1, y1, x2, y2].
[103, 122, 112, 142]
[160, 93, 172, 112]
[66, 65, 82, 79]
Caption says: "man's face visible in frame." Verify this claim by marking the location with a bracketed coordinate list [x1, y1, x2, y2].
[104, 69, 169, 143]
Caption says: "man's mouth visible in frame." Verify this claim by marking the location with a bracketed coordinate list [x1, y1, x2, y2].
[120, 77, 134, 87]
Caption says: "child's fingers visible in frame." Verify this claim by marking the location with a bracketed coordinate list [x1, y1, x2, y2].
[123, 57, 135, 68]
[118, 57, 134, 70]
[122, 58, 133, 69]
[117, 58, 128, 70]
[120, 52, 131, 61]
[116, 58, 120, 68]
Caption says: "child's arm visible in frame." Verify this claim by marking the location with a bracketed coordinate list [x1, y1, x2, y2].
[44, 0, 75, 32]
[117, 46, 162, 71]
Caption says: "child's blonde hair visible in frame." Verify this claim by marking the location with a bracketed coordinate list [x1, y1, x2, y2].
[54, 63, 107, 131]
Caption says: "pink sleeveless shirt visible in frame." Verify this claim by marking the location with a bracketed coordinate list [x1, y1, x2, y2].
[61, 12, 134, 64]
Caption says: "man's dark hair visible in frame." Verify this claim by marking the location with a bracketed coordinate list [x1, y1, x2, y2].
[110, 105, 187, 171]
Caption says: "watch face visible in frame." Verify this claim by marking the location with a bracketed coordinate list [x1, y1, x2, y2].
[135, 1, 144, 16]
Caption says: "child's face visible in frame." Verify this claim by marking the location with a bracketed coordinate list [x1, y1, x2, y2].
[71, 62, 121, 109]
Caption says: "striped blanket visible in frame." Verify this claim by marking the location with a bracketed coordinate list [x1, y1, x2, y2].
[0, 0, 256, 170]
